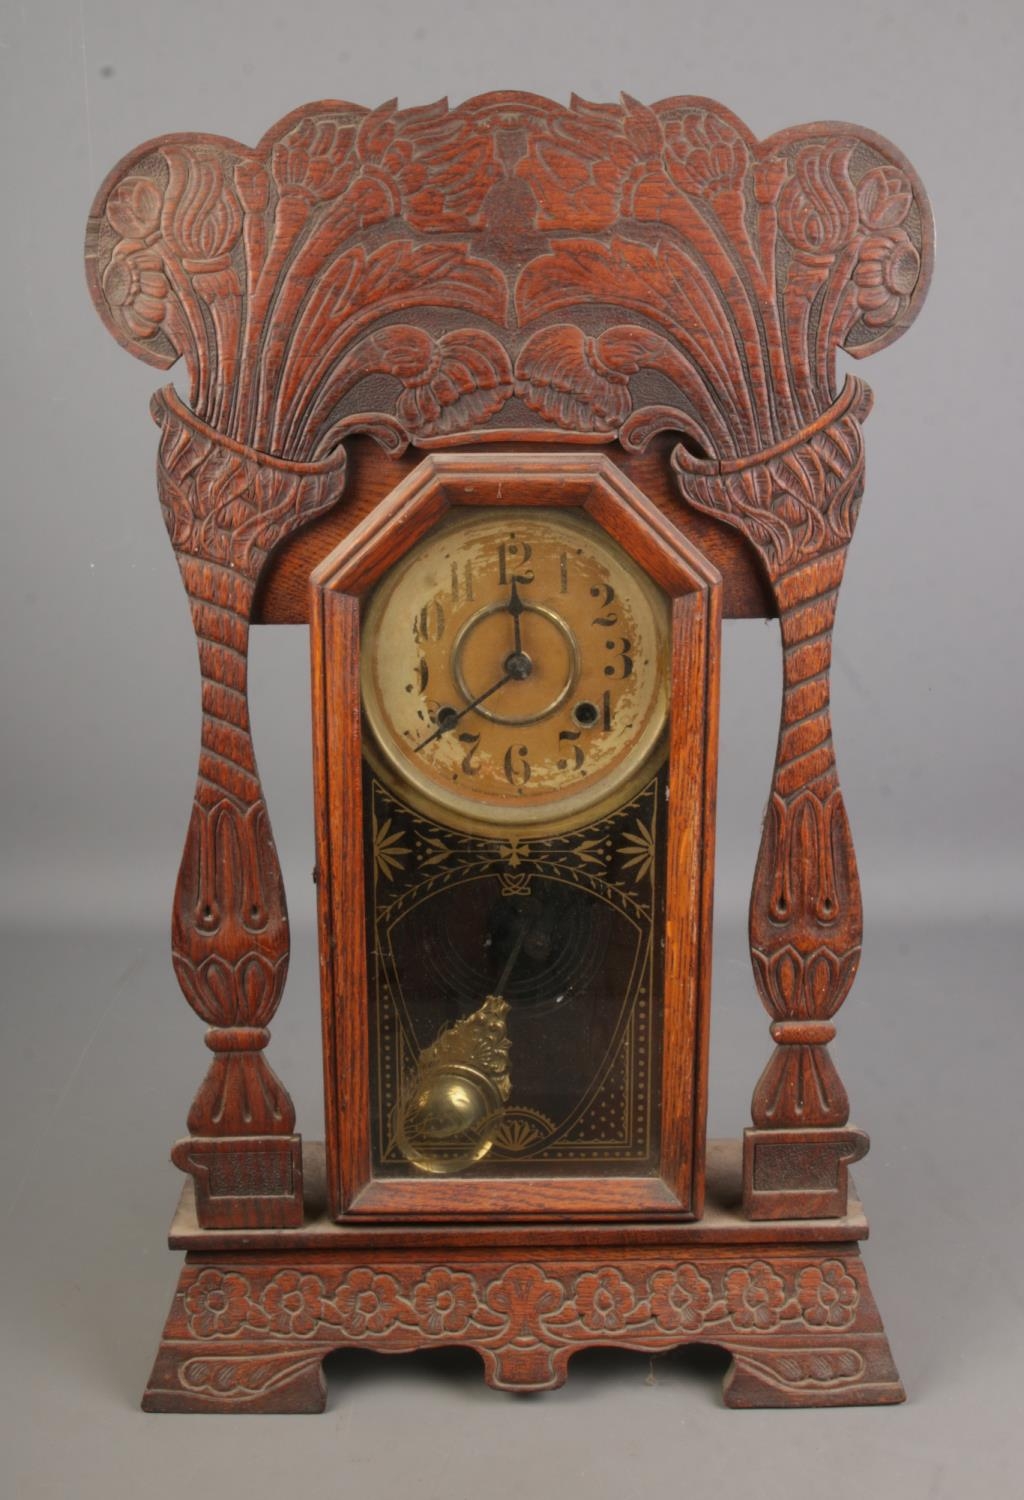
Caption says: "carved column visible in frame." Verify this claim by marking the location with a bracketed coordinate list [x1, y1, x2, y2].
[154, 388, 346, 1227]
[675, 378, 874, 1218]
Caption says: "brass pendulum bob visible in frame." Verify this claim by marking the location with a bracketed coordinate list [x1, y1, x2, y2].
[395, 924, 524, 1175]
[394, 994, 512, 1175]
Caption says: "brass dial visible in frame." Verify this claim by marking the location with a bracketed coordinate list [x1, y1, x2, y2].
[361, 508, 670, 833]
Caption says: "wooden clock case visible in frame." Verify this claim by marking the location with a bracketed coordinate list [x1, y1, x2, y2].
[84, 92, 933, 1411]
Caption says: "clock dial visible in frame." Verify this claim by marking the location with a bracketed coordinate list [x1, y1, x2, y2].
[361, 508, 671, 833]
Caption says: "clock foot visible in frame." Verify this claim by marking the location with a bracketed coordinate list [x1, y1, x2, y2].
[141, 1238, 903, 1412]
[721, 1338, 905, 1409]
[143, 1343, 328, 1414]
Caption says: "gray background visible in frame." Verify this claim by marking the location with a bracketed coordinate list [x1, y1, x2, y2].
[1, 1, 1021, 1496]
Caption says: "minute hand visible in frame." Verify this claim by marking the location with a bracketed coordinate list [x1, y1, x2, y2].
[507, 577, 525, 655]
[414, 672, 512, 752]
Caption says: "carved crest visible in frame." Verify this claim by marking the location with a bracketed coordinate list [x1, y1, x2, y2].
[86, 94, 932, 462]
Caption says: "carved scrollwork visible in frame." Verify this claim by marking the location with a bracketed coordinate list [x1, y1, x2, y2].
[87, 94, 932, 459]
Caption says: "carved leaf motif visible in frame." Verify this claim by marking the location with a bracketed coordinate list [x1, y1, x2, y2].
[674, 384, 871, 575]
[298, 325, 514, 452]
[515, 322, 720, 446]
[395, 329, 514, 438]
[736, 1347, 865, 1390]
[662, 110, 751, 199]
[750, 1035, 850, 1127]
[275, 245, 509, 454]
[272, 118, 359, 201]
[355, 240, 503, 315]
[750, 945, 860, 1023]
[154, 390, 345, 572]
[515, 326, 631, 432]
[187, 1049, 297, 1136]
[349, 97, 501, 231]
[516, 120, 638, 233]
[180, 1354, 321, 1395]
[517, 237, 750, 451]
[396, 104, 503, 231]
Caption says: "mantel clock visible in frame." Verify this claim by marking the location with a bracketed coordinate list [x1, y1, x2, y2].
[84, 92, 932, 1410]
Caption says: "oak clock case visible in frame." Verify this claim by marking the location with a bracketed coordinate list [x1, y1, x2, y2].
[311, 458, 720, 1223]
[84, 92, 933, 1411]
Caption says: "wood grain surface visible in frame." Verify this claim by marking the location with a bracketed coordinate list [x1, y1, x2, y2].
[84, 94, 931, 1407]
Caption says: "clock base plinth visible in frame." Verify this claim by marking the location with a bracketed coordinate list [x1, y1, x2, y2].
[142, 1142, 903, 1412]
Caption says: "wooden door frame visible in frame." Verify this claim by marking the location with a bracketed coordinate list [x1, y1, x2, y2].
[310, 450, 721, 1222]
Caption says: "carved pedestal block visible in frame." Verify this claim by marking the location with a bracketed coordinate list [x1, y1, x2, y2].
[742, 1126, 870, 1221]
[170, 1136, 304, 1230]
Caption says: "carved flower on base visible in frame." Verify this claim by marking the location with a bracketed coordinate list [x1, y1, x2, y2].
[575, 1268, 636, 1332]
[853, 230, 921, 329]
[796, 1260, 859, 1328]
[411, 1268, 477, 1335]
[486, 1264, 564, 1338]
[648, 1265, 714, 1332]
[724, 1261, 787, 1330]
[185, 1269, 263, 1338]
[333, 1269, 402, 1335]
[262, 1271, 340, 1336]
